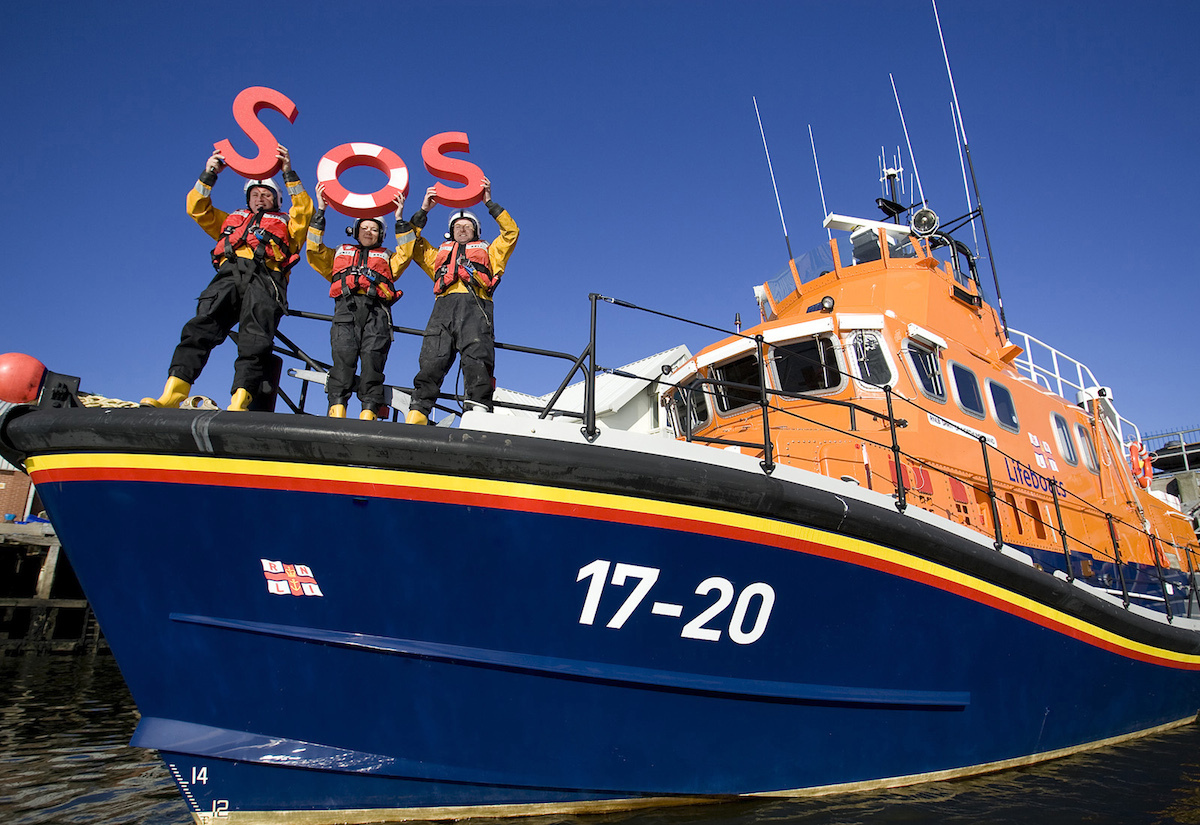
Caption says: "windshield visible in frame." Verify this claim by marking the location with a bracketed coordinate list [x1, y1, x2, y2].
[764, 243, 837, 306]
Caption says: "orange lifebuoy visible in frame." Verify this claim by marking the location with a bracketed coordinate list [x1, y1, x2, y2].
[316, 142, 409, 219]
[1129, 442, 1151, 488]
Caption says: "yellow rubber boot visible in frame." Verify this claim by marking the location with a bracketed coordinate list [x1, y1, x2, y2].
[140, 377, 191, 408]
[405, 409, 428, 426]
[359, 409, 377, 421]
[328, 404, 347, 418]
[228, 388, 253, 411]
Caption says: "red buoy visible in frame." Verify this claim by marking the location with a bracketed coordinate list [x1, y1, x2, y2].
[0, 353, 47, 404]
[316, 142, 409, 219]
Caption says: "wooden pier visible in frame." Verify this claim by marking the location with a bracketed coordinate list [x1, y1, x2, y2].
[0, 522, 104, 654]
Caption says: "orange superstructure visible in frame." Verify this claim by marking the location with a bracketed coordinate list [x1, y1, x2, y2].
[661, 214, 1199, 599]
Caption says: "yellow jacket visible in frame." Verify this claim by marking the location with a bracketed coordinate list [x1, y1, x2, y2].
[187, 171, 313, 274]
[396, 202, 519, 300]
[305, 221, 410, 286]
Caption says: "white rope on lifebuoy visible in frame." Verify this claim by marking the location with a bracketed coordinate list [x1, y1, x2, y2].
[316, 143, 408, 219]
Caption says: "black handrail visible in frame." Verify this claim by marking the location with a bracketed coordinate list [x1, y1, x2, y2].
[979, 436, 1004, 552]
[585, 294, 1200, 620]
[280, 307, 587, 421]
[1106, 514, 1131, 608]
[755, 335, 775, 475]
[269, 294, 1200, 621]
[885, 387, 906, 513]
[1150, 534, 1174, 623]
[1181, 544, 1200, 619]
[583, 294, 600, 442]
[1050, 480, 1074, 582]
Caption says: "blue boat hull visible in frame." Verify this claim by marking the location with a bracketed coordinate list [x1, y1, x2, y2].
[5, 407, 1200, 823]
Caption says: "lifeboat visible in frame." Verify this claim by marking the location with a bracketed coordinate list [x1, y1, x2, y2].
[1, 199, 1199, 825]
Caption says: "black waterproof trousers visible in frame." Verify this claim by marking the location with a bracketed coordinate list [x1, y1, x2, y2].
[410, 292, 495, 416]
[168, 257, 286, 395]
[327, 294, 393, 409]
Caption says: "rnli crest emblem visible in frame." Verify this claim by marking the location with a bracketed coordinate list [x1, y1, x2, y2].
[261, 559, 324, 597]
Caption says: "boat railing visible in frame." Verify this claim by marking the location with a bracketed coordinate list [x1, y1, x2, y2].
[1144, 427, 1200, 473]
[277, 308, 591, 421]
[574, 294, 1200, 623]
[1007, 327, 1141, 445]
[263, 295, 1197, 621]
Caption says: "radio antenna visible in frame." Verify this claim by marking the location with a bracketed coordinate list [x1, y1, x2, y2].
[809, 125, 831, 240]
[889, 74, 926, 207]
[950, 102, 981, 254]
[932, 0, 1008, 335]
[753, 96, 799, 275]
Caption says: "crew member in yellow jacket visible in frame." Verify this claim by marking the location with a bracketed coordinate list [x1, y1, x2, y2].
[142, 146, 313, 411]
[306, 184, 410, 420]
[395, 176, 518, 424]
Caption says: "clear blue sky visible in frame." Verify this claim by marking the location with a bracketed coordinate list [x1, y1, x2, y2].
[2, 0, 1197, 433]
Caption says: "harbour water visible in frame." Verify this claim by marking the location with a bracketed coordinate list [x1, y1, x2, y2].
[4, 653, 1200, 824]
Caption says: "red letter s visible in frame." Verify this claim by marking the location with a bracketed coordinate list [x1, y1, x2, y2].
[422, 132, 485, 208]
[214, 86, 298, 179]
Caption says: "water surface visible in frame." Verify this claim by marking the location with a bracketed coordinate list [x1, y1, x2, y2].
[2, 654, 1199, 824]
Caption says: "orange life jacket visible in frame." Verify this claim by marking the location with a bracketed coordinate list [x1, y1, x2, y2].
[330, 244, 400, 304]
[212, 209, 295, 274]
[432, 240, 497, 296]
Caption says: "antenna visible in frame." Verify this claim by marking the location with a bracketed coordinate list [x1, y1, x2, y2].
[753, 96, 801, 285]
[878, 147, 904, 222]
[932, 0, 1008, 335]
[809, 125, 831, 240]
[889, 74, 926, 206]
[950, 102, 981, 254]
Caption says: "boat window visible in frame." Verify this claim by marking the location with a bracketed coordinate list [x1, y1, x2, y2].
[849, 331, 892, 387]
[713, 355, 762, 413]
[772, 336, 841, 396]
[1076, 424, 1100, 474]
[764, 243, 838, 307]
[987, 380, 1019, 432]
[850, 227, 917, 264]
[1052, 414, 1078, 466]
[949, 362, 985, 419]
[904, 340, 945, 402]
[669, 378, 712, 435]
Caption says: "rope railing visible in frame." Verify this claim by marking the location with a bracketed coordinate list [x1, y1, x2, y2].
[278, 308, 586, 421]
[579, 294, 1200, 622]
[256, 295, 1199, 621]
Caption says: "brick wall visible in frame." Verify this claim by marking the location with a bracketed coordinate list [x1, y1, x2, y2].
[0, 403, 33, 520]
[0, 469, 32, 520]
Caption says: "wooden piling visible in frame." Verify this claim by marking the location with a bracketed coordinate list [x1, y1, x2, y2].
[0, 523, 104, 654]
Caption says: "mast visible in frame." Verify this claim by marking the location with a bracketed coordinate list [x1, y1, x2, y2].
[753, 96, 802, 285]
[932, 0, 1009, 336]
[890, 74, 926, 209]
[809, 125, 831, 240]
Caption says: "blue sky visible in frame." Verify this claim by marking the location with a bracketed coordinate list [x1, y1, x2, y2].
[2, 0, 1197, 433]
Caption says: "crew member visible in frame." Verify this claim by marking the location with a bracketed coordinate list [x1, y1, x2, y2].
[396, 176, 518, 424]
[306, 183, 409, 420]
[142, 146, 313, 411]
